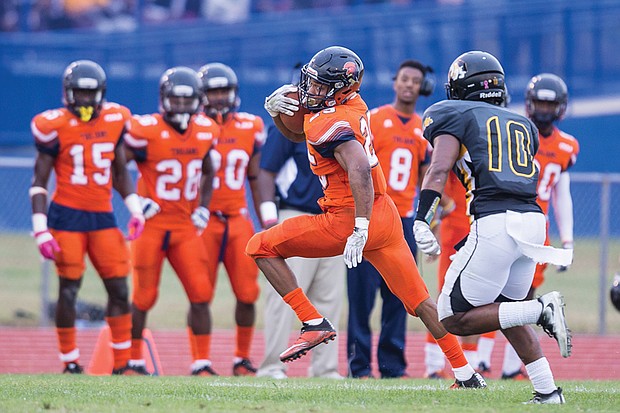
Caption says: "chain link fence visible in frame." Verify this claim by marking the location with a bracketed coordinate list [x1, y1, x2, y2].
[1, 158, 619, 332]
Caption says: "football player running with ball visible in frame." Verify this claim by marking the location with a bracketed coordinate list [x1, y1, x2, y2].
[250, 45, 485, 389]
[414, 51, 573, 404]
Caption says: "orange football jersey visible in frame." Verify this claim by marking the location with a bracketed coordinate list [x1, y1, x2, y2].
[124, 113, 219, 230]
[304, 94, 387, 210]
[534, 127, 579, 215]
[370, 105, 429, 217]
[31, 103, 132, 213]
[208, 112, 265, 215]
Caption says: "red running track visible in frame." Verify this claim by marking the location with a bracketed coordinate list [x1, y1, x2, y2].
[1, 327, 619, 379]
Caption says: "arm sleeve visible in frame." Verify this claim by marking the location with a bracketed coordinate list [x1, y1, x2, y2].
[551, 171, 573, 244]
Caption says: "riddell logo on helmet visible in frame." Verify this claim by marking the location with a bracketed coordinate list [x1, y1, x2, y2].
[479, 91, 502, 99]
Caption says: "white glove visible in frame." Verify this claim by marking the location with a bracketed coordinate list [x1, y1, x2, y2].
[140, 197, 161, 220]
[414, 220, 441, 256]
[264, 84, 299, 117]
[191, 206, 210, 232]
[344, 218, 369, 269]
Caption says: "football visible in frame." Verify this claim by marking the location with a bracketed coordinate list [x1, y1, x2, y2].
[278, 90, 310, 135]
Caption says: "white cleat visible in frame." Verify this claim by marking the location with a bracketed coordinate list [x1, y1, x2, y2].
[537, 291, 572, 358]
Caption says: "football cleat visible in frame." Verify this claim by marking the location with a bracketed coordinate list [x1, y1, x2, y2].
[63, 362, 84, 374]
[279, 318, 336, 363]
[501, 369, 528, 381]
[233, 359, 257, 376]
[525, 387, 565, 404]
[112, 363, 153, 376]
[450, 372, 487, 389]
[425, 370, 449, 380]
[191, 364, 219, 377]
[537, 291, 572, 358]
[476, 362, 491, 375]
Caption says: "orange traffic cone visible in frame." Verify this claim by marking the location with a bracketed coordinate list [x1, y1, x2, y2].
[87, 326, 163, 376]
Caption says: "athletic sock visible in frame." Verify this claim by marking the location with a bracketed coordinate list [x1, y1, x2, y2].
[461, 341, 480, 369]
[194, 333, 212, 361]
[106, 313, 132, 369]
[424, 340, 446, 375]
[57, 326, 79, 364]
[501, 342, 523, 376]
[525, 357, 556, 394]
[187, 327, 198, 360]
[477, 334, 496, 369]
[436, 333, 474, 380]
[498, 300, 543, 329]
[283, 287, 323, 323]
[130, 338, 143, 360]
[236, 325, 254, 359]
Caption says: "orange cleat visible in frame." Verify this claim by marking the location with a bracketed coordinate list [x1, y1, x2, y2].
[279, 318, 336, 363]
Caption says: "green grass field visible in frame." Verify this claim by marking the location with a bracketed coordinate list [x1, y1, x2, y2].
[1, 233, 619, 333]
[0, 375, 618, 412]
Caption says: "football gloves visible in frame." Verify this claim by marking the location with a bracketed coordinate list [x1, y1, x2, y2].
[264, 84, 299, 117]
[126, 214, 145, 241]
[35, 230, 60, 260]
[414, 220, 441, 256]
[140, 196, 161, 220]
[191, 206, 210, 233]
[344, 218, 369, 269]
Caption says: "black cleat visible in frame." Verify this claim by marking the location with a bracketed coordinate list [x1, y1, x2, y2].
[526, 387, 565, 404]
[450, 372, 487, 389]
[63, 362, 84, 374]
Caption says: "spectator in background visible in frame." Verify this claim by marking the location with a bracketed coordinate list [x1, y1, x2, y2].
[256, 123, 346, 379]
[0, 0, 18, 32]
[29, 60, 144, 374]
[197, 62, 265, 376]
[346, 59, 433, 379]
[123, 66, 219, 376]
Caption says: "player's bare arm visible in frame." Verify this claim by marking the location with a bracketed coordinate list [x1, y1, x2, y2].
[256, 168, 278, 229]
[198, 149, 216, 208]
[420, 134, 460, 193]
[31, 152, 54, 214]
[247, 150, 264, 223]
[111, 140, 135, 198]
[334, 140, 373, 220]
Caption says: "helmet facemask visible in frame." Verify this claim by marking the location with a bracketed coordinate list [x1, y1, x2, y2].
[525, 75, 568, 130]
[298, 47, 363, 111]
[62, 60, 107, 122]
[161, 83, 200, 131]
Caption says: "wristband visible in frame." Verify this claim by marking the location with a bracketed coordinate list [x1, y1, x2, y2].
[124, 193, 142, 216]
[260, 201, 278, 224]
[29, 186, 48, 198]
[415, 189, 442, 225]
[32, 213, 48, 233]
[354, 217, 370, 230]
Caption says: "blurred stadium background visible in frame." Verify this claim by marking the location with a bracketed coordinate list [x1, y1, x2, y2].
[1, 0, 619, 375]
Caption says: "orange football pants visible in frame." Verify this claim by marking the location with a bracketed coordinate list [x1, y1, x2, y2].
[50, 228, 130, 279]
[131, 225, 213, 310]
[247, 194, 430, 315]
[201, 213, 259, 304]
